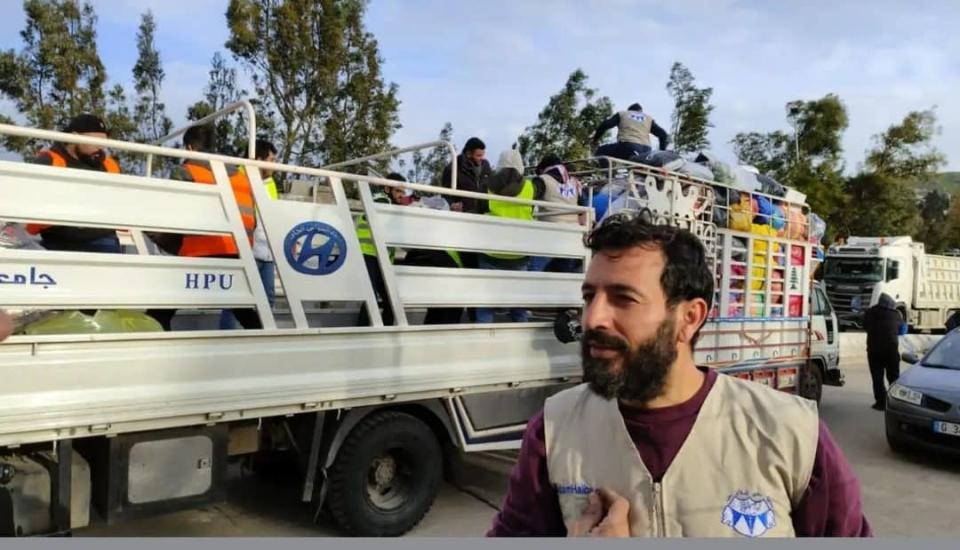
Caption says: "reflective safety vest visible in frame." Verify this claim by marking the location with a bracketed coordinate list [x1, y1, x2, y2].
[357, 193, 394, 261]
[26, 149, 121, 235]
[178, 162, 257, 257]
[264, 176, 279, 200]
[485, 179, 535, 260]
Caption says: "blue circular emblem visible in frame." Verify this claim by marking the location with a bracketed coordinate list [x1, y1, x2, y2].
[283, 222, 348, 275]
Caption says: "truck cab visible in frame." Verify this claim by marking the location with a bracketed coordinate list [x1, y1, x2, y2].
[824, 236, 915, 329]
[811, 281, 843, 393]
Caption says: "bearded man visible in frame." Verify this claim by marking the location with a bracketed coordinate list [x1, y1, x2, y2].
[487, 216, 871, 538]
[27, 113, 124, 253]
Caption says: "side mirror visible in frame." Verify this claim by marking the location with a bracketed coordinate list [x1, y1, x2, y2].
[901, 351, 919, 364]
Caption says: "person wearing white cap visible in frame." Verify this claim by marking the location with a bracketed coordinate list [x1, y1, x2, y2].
[476, 147, 547, 323]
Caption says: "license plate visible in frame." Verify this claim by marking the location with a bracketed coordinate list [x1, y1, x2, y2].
[933, 421, 960, 437]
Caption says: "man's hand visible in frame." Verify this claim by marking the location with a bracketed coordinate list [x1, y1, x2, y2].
[0, 310, 12, 342]
[568, 488, 630, 537]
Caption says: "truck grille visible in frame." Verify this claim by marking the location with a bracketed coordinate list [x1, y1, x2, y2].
[825, 283, 875, 315]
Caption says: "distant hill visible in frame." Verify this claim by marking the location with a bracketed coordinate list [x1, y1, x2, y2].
[913, 172, 960, 196]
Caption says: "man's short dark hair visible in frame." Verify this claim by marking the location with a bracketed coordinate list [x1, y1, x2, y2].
[585, 216, 714, 343]
[628, 103, 643, 111]
[386, 172, 407, 182]
[183, 125, 214, 152]
[255, 139, 277, 160]
[463, 137, 486, 153]
[536, 153, 563, 174]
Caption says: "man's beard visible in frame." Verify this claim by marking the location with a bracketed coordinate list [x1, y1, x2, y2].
[77, 149, 105, 169]
[580, 316, 678, 402]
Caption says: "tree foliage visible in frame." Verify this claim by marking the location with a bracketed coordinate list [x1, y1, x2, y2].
[865, 109, 945, 181]
[842, 173, 919, 238]
[731, 94, 850, 241]
[730, 131, 792, 177]
[404, 122, 453, 185]
[132, 10, 172, 145]
[665, 62, 714, 154]
[915, 190, 949, 253]
[226, 0, 400, 165]
[186, 52, 251, 155]
[517, 69, 613, 166]
[0, 0, 107, 153]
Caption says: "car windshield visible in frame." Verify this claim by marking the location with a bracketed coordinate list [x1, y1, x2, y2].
[921, 332, 960, 370]
[824, 258, 883, 282]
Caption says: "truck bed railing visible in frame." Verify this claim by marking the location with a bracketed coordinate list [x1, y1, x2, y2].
[0, 123, 590, 334]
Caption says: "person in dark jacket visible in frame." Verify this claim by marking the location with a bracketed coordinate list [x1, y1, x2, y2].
[863, 293, 902, 410]
[591, 103, 669, 163]
[441, 137, 492, 214]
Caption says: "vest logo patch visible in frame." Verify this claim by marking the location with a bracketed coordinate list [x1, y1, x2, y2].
[721, 491, 776, 537]
[627, 113, 646, 123]
[555, 483, 594, 496]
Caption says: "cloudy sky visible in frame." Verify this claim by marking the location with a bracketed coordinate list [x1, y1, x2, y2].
[1, 0, 957, 171]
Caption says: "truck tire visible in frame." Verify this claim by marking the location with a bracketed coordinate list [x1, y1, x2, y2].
[799, 362, 823, 405]
[326, 411, 442, 536]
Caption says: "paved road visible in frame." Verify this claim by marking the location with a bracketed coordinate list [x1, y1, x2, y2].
[80, 359, 960, 537]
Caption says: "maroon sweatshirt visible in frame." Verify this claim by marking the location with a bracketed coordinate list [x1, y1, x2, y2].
[488, 368, 872, 537]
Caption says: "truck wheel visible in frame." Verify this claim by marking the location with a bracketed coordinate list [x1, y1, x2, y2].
[326, 411, 442, 536]
[799, 362, 823, 405]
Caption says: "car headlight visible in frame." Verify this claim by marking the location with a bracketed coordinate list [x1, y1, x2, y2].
[889, 383, 924, 406]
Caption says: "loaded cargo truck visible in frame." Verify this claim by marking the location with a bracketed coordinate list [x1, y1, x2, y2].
[823, 236, 960, 331]
[0, 110, 832, 537]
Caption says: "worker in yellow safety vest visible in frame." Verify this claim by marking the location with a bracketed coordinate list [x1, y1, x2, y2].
[476, 148, 547, 323]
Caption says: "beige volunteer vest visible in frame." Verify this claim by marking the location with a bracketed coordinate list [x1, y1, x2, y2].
[617, 110, 654, 146]
[544, 373, 818, 538]
[540, 174, 580, 225]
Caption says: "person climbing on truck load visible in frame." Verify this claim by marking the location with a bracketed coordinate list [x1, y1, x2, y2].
[591, 103, 669, 163]
[488, 215, 871, 538]
[26, 113, 122, 254]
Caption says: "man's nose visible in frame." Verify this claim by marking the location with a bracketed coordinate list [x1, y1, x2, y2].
[583, 294, 614, 331]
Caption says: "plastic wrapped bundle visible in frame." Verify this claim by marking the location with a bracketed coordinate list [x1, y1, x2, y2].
[729, 193, 754, 232]
[757, 174, 787, 197]
[22, 310, 163, 335]
[771, 204, 787, 232]
[1, 222, 44, 250]
[808, 212, 826, 244]
[732, 167, 762, 193]
[754, 196, 775, 225]
[677, 162, 715, 182]
[694, 152, 737, 185]
[641, 151, 684, 171]
[787, 207, 807, 240]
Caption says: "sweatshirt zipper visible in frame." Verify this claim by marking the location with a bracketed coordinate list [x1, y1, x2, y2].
[652, 482, 666, 536]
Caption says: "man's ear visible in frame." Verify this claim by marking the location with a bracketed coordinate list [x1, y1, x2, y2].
[676, 299, 709, 344]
